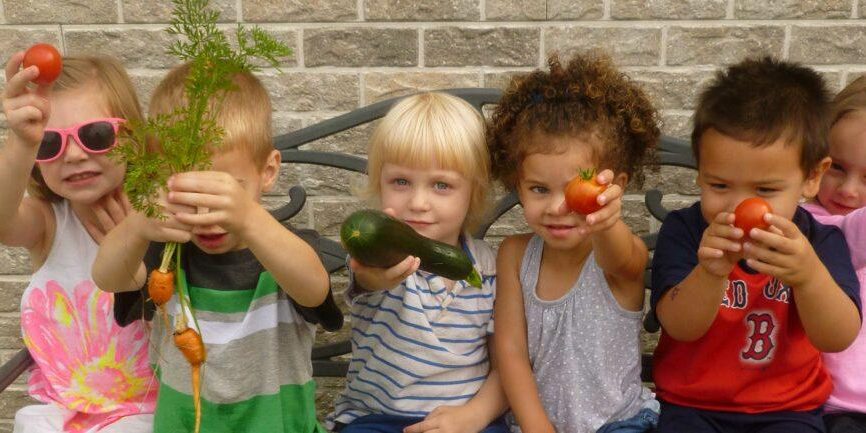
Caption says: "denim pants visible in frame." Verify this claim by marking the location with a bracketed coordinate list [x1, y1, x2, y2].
[596, 408, 659, 433]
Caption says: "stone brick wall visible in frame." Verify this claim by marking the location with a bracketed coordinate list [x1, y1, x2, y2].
[1, 0, 865, 429]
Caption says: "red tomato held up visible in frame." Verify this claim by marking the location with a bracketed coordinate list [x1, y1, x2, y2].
[23, 44, 62, 85]
[734, 197, 773, 240]
[565, 169, 607, 215]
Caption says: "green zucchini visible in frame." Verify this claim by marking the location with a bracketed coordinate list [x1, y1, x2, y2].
[340, 209, 483, 288]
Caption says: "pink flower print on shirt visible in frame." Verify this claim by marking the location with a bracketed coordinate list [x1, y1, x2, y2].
[21, 280, 156, 433]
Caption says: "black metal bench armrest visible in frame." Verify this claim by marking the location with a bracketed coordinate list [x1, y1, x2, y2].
[0, 349, 33, 393]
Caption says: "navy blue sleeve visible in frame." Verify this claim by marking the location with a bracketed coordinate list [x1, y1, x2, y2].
[650, 203, 705, 309]
[804, 211, 862, 316]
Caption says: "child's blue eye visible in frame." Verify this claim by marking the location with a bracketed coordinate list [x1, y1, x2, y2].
[756, 187, 777, 195]
[529, 186, 548, 194]
[393, 178, 409, 186]
[434, 181, 450, 190]
[709, 183, 727, 190]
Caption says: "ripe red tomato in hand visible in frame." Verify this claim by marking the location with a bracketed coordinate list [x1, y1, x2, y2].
[23, 43, 62, 85]
[565, 170, 607, 215]
[733, 197, 773, 240]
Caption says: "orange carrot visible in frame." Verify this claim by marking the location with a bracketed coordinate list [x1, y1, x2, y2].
[175, 315, 205, 433]
[148, 269, 175, 306]
[147, 269, 174, 332]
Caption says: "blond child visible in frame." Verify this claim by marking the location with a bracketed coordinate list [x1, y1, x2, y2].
[92, 63, 335, 433]
[325, 92, 508, 433]
[1, 54, 156, 433]
[802, 76, 866, 433]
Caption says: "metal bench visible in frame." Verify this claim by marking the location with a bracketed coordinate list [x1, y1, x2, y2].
[0, 87, 696, 393]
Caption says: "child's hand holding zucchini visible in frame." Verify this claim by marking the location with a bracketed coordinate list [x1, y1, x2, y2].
[341, 208, 483, 289]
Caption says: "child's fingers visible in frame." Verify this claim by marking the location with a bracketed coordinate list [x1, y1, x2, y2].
[764, 213, 799, 239]
[93, 203, 117, 233]
[745, 258, 782, 277]
[159, 227, 192, 244]
[403, 417, 437, 433]
[747, 228, 794, 255]
[169, 172, 234, 193]
[174, 211, 226, 227]
[3, 52, 24, 81]
[596, 169, 615, 185]
[596, 184, 622, 207]
[168, 191, 230, 210]
[386, 256, 420, 282]
[707, 221, 743, 241]
[81, 219, 106, 244]
[585, 199, 620, 226]
[743, 241, 787, 267]
[6, 106, 45, 129]
[102, 193, 127, 224]
[698, 245, 725, 259]
[3, 66, 39, 101]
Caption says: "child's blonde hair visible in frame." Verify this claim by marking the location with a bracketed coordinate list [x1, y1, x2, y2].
[148, 62, 274, 168]
[366, 92, 491, 231]
[29, 56, 144, 202]
[831, 76, 866, 126]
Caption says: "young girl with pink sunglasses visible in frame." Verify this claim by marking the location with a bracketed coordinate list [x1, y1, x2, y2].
[1, 54, 156, 433]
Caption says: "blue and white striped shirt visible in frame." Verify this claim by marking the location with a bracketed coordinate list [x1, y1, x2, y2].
[326, 236, 496, 427]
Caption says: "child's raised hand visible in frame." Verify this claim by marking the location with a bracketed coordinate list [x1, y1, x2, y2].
[698, 212, 743, 278]
[350, 255, 420, 292]
[3, 52, 51, 147]
[84, 187, 132, 244]
[743, 213, 818, 289]
[167, 171, 254, 235]
[560, 169, 623, 235]
[403, 405, 487, 433]
[130, 190, 194, 244]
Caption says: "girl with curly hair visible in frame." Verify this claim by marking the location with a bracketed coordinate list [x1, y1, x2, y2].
[489, 53, 660, 433]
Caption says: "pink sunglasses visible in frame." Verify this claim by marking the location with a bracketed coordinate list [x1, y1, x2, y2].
[36, 118, 125, 163]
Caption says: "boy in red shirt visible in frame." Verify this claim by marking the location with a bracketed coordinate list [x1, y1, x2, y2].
[651, 56, 861, 432]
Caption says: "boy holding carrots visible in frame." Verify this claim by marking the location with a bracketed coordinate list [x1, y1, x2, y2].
[651, 56, 861, 433]
[93, 63, 339, 433]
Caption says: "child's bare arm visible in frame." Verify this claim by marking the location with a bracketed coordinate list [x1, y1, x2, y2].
[0, 53, 52, 249]
[744, 214, 860, 352]
[236, 204, 329, 307]
[656, 212, 742, 341]
[494, 236, 556, 433]
[93, 199, 193, 293]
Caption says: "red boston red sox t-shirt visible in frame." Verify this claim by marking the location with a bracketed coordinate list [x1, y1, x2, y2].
[650, 202, 861, 413]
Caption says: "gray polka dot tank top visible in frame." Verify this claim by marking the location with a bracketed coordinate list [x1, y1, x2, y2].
[515, 235, 653, 433]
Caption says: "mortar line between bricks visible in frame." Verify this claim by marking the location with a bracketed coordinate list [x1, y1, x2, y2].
[840, 70, 849, 88]
[659, 26, 668, 66]
[237, 0, 243, 22]
[783, 25, 791, 59]
[33, 19, 866, 31]
[480, 0, 486, 21]
[296, 29, 305, 67]
[853, 0, 860, 18]
[603, 0, 611, 20]
[418, 28, 425, 67]
[358, 72, 365, 107]
[116, 0, 124, 24]
[726, 0, 735, 19]
[358, 0, 365, 21]
[0, 0, 5, 25]
[538, 27, 545, 67]
[0, 275, 31, 282]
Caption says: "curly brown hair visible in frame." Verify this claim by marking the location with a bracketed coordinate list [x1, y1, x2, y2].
[487, 53, 660, 192]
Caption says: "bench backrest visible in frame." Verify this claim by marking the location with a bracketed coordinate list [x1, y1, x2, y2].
[0, 88, 698, 391]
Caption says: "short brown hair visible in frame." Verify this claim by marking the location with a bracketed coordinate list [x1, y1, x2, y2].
[487, 53, 659, 192]
[30, 56, 144, 201]
[692, 56, 831, 173]
[147, 62, 273, 168]
[831, 75, 866, 126]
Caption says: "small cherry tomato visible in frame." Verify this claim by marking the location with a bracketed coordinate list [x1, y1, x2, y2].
[734, 197, 773, 240]
[23, 43, 62, 85]
[565, 169, 607, 215]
